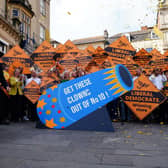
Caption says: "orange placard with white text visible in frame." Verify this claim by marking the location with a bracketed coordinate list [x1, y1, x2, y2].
[121, 75, 167, 120]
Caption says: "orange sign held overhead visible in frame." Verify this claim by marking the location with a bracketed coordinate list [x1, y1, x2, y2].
[150, 49, 163, 60]
[105, 35, 136, 52]
[24, 80, 41, 104]
[76, 51, 92, 68]
[8, 61, 30, 75]
[101, 57, 114, 69]
[163, 50, 168, 65]
[105, 36, 136, 65]
[1, 45, 32, 74]
[40, 76, 58, 93]
[59, 49, 79, 70]
[92, 47, 108, 65]
[150, 49, 166, 70]
[55, 44, 67, 54]
[31, 41, 56, 72]
[63, 40, 80, 53]
[124, 56, 139, 76]
[84, 45, 95, 55]
[133, 48, 152, 68]
[121, 75, 167, 120]
[94, 46, 107, 55]
[164, 50, 168, 57]
[85, 61, 101, 73]
[57, 40, 80, 70]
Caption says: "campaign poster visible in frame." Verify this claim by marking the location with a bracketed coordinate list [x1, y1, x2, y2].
[24, 80, 41, 104]
[121, 75, 167, 120]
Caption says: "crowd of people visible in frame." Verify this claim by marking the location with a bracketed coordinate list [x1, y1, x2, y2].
[0, 62, 87, 125]
[107, 67, 168, 124]
[0, 61, 168, 126]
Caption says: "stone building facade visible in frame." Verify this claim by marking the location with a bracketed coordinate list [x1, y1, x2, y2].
[158, 0, 168, 52]
[0, 0, 20, 56]
[0, 0, 50, 55]
[28, 0, 50, 45]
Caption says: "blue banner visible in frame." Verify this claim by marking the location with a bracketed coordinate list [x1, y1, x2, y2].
[37, 64, 133, 129]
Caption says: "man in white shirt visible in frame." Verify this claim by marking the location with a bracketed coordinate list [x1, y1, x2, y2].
[25, 70, 41, 121]
[26, 70, 41, 85]
[149, 68, 167, 90]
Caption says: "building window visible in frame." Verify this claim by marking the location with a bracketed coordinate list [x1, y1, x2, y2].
[151, 31, 159, 39]
[27, 25, 30, 43]
[20, 22, 25, 33]
[146, 48, 153, 52]
[0, 41, 7, 56]
[20, 12, 31, 43]
[22, 13, 25, 20]
[12, 8, 19, 17]
[164, 31, 168, 43]
[163, 14, 168, 24]
[40, 0, 46, 16]
[40, 25, 45, 43]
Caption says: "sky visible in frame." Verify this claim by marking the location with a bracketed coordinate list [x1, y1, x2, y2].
[50, 0, 158, 43]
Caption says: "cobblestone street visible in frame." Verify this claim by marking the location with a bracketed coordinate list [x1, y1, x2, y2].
[0, 122, 168, 168]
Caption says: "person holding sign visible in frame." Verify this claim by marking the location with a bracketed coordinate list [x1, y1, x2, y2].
[9, 68, 24, 122]
[26, 69, 41, 86]
[0, 63, 10, 125]
[26, 69, 41, 121]
[2, 64, 10, 83]
[149, 68, 167, 90]
[149, 68, 167, 123]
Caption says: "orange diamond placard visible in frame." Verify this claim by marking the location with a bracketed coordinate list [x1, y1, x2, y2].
[31, 41, 56, 72]
[1, 45, 32, 74]
[121, 75, 167, 120]
[40, 77, 57, 93]
[24, 81, 40, 104]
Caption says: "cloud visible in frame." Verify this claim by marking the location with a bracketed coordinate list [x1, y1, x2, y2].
[50, 0, 158, 43]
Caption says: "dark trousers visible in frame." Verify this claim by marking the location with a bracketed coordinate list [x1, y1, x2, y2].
[25, 98, 38, 121]
[0, 90, 9, 121]
[119, 101, 131, 121]
[106, 99, 119, 120]
[159, 100, 168, 123]
[10, 94, 24, 121]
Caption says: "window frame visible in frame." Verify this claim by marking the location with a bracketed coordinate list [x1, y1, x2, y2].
[12, 8, 19, 17]
[40, 0, 46, 16]
[40, 25, 45, 43]
[151, 31, 159, 40]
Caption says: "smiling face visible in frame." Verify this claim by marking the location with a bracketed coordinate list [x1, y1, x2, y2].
[154, 69, 160, 76]
[31, 70, 37, 78]
[14, 68, 21, 77]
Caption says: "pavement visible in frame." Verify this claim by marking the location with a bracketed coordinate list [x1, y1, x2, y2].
[0, 121, 168, 168]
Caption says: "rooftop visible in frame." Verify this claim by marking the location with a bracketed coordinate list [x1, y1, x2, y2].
[73, 36, 105, 45]
[109, 26, 157, 43]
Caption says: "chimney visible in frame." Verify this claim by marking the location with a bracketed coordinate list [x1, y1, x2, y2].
[141, 26, 148, 31]
[104, 30, 108, 40]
